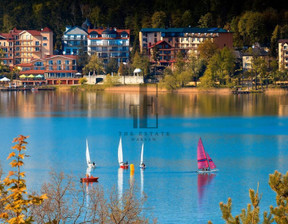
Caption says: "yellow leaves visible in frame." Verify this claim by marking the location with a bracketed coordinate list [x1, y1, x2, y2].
[41, 194, 48, 200]
[7, 152, 16, 160]
[10, 161, 24, 167]
[0, 212, 8, 219]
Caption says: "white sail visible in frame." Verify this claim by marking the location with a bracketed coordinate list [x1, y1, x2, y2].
[86, 139, 91, 166]
[140, 143, 144, 166]
[118, 137, 123, 165]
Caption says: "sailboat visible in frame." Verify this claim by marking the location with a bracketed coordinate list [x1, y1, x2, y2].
[86, 139, 96, 169]
[197, 138, 218, 173]
[118, 137, 129, 169]
[139, 143, 146, 169]
[80, 139, 98, 183]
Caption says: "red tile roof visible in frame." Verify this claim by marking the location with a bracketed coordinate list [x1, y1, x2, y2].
[149, 40, 172, 48]
[41, 27, 52, 32]
[19, 70, 46, 75]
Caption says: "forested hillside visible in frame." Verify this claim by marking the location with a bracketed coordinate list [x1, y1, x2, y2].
[0, 0, 288, 53]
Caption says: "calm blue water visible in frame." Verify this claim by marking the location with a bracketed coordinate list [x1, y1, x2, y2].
[0, 91, 288, 223]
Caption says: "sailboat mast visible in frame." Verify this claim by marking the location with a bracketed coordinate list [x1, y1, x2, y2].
[205, 151, 211, 170]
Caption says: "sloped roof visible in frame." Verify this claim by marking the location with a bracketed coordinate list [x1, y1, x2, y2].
[278, 39, 288, 44]
[42, 27, 52, 32]
[64, 26, 88, 35]
[149, 40, 172, 48]
[141, 27, 229, 33]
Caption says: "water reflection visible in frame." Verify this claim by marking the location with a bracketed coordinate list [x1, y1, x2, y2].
[197, 173, 216, 204]
[118, 168, 123, 201]
[1, 91, 288, 117]
[140, 169, 144, 199]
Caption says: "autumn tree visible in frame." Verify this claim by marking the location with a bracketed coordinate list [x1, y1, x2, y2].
[83, 54, 105, 75]
[198, 40, 218, 62]
[0, 135, 47, 224]
[198, 13, 214, 28]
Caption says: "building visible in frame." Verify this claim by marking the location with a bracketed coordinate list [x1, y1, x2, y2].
[278, 39, 288, 70]
[87, 28, 130, 65]
[18, 55, 79, 85]
[148, 40, 176, 66]
[0, 27, 53, 66]
[139, 27, 233, 56]
[62, 26, 88, 55]
[242, 46, 269, 71]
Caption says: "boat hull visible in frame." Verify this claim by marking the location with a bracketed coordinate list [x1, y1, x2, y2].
[80, 176, 99, 183]
[120, 165, 129, 169]
[197, 169, 218, 173]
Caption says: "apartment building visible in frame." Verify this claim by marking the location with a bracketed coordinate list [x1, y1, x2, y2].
[87, 28, 130, 65]
[0, 27, 53, 66]
[278, 39, 288, 70]
[139, 27, 233, 56]
[148, 40, 176, 66]
[18, 55, 79, 85]
[62, 26, 88, 55]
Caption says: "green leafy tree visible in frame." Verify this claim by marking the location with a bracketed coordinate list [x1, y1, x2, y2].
[182, 10, 193, 27]
[83, 54, 105, 75]
[79, 77, 87, 85]
[187, 53, 205, 86]
[106, 58, 119, 75]
[151, 11, 166, 28]
[198, 12, 214, 28]
[270, 25, 280, 57]
[0, 135, 47, 223]
[238, 11, 265, 46]
[132, 51, 150, 76]
[252, 56, 268, 89]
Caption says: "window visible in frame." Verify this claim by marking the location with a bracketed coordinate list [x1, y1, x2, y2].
[43, 37, 47, 40]
[66, 66, 69, 70]
[43, 43, 47, 46]
[65, 60, 69, 65]
[36, 41, 39, 46]
[35, 47, 40, 51]
[57, 66, 61, 70]
[49, 60, 53, 65]
[57, 60, 61, 65]
[72, 60, 76, 65]
[49, 66, 53, 70]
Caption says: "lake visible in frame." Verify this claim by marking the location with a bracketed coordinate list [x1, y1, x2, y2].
[0, 90, 288, 223]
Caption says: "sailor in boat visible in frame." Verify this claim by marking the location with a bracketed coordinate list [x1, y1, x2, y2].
[140, 162, 146, 168]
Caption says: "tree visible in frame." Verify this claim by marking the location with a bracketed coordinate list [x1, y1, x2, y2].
[212, 171, 288, 224]
[151, 11, 166, 28]
[270, 25, 280, 57]
[106, 58, 119, 75]
[0, 135, 47, 223]
[182, 10, 193, 27]
[252, 56, 268, 89]
[83, 54, 105, 75]
[76, 42, 88, 72]
[187, 53, 205, 86]
[30, 171, 153, 223]
[79, 77, 87, 85]
[132, 51, 150, 76]
[269, 171, 288, 223]
[198, 40, 218, 62]
[198, 12, 214, 28]
[238, 11, 265, 46]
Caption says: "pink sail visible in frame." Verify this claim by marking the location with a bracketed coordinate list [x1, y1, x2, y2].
[206, 152, 216, 170]
[197, 138, 209, 169]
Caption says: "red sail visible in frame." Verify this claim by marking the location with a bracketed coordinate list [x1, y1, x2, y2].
[197, 138, 209, 169]
[206, 152, 216, 170]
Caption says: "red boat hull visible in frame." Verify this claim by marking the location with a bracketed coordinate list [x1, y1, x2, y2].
[120, 165, 129, 169]
[80, 176, 99, 183]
